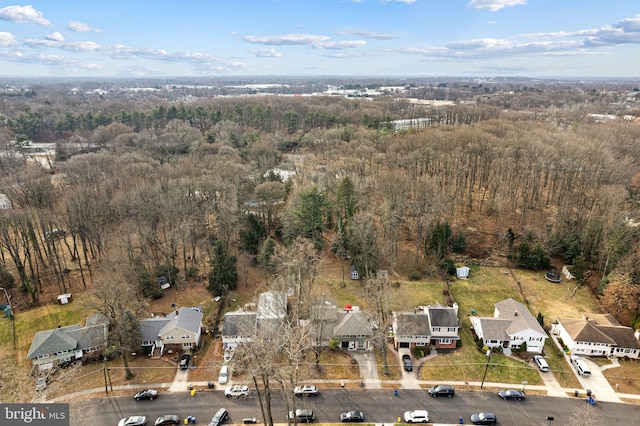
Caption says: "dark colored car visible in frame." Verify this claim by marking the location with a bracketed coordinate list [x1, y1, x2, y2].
[209, 408, 229, 426]
[498, 389, 525, 401]
[427, 385, 454, 397]
[402, 354, 413, 372]
[154, 414, 180, 426]
[134, 389, 159, 400]
[340, 411, 365, 422]
[470, 412, 497, 425]
[179, 354, 191, 370]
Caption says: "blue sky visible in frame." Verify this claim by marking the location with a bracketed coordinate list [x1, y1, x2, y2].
[0, 0, 639, 78]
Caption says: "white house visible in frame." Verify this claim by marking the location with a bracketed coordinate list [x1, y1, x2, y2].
[469, 298, 547, 354]
[553, 313, 640, 359]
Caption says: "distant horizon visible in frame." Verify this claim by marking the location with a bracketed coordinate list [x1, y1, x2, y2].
[1, 75, 639, 84]
[1, 1, 640, 78]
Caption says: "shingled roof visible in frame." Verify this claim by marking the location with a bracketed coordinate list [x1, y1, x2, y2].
[557, 317, 616, 345]
[395, 312, 431, 337]
[495, 298, 547, 337]
[333, 311, 373, 337]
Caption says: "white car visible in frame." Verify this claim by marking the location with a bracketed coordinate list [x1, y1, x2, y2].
[403, 410, 430, 423]
[533, 355, 549, 372]
[224, 384, 250, 398]
[294, 384, 319, 396]
[118, 416, 147, 426]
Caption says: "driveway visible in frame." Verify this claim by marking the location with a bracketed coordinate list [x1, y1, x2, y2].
[570, 356, 621, 403]
[349, 350, 381, 389]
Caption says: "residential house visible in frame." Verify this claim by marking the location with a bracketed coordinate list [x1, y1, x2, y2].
[332, 308, 373, 350]
[26, 316, 108, 370]
[307, 297, 339, 346]
[469, 298, 547, 354]
[257, 290, 287, 334]
[220, 290, 287, 349]
[552, 313, 640, 359]
[221, 311, 257, 349]
[140, 307, 203, 356]
[392, 303, 460, 350]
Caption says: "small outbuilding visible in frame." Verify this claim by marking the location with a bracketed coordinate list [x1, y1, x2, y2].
[456, 266, 470, 279]
[57, 294, 72, 305]
[350, 265, 360, 280]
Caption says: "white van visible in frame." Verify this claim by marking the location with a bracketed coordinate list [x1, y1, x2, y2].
[533, 355, 549, 372]
[218, 365, 229, 384]
[570, 355, 591, 377]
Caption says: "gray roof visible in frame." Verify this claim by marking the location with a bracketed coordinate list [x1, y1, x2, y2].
[222, 311, 258, 337]
[140, 317, 170, 341]
[333, 311, 373, 337]
[428, 307, 458, 328]
[474, 317, 512, 341]
[85, 312, 109, 327]
[68, 323, 108, 350]
[27, 323, 107, 360]
[495, 298, 547, 337]
[160, 307, 203, 335]
[395, 313, 431, 337]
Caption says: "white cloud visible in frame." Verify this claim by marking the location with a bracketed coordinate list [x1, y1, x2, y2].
[248, 48, 282, 58]
[67, 20, 101, 33]
[0, 5, 50, 26]
[45, 32, 65, 42]
[314, 40, 367, 50]
[244, 33, 330, 45]
[0, 32, 17, 46]
[467, 0, 526, 12]
[340, 28, 395, 40]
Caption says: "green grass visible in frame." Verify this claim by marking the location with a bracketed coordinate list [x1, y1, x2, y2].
[419, 327, 542, 385]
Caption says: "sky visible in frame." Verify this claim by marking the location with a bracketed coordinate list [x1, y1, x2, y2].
[0, 0, 639, 79]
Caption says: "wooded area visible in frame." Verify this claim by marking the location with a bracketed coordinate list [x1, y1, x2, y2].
[1, 78, 640, 327]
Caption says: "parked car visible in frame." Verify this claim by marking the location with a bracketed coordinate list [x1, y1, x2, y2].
[35, 377, 48, 392]
[402, 354, 413, 372]
[533, 355, 549, 372]
[403, 410, 430, 423]
[225, 384, 250, 398]
[427, 384, 454, 397]
[179, 354, 191, 370]
[134, 389, 159, 400]
[470, 412, 497, 425]
[294, 384, 319, 396]
[218, 365, 229, 384]
[498, 389, 525, 401]
[118, 416, 147, 426]
[208, 408, 229, 426]
[154, 415, 180, 426]
[288, 409, 314, 423]
[340, 411, 365, 422]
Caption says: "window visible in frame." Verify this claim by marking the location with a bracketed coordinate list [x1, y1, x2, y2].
[432, 327, 441, 332]
[447, 327, 456, 332]
[438, 338, 452, 344]
[181, 334, 190, 339]
[166, 335, 175, 340]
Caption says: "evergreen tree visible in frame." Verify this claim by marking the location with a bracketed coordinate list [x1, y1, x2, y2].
[208, 240, 238, 296]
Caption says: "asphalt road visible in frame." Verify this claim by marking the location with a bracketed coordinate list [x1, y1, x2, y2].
[70, 388, 639, 426]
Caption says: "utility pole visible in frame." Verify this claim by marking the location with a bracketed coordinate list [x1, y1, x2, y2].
[480, 349, 491, 389]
